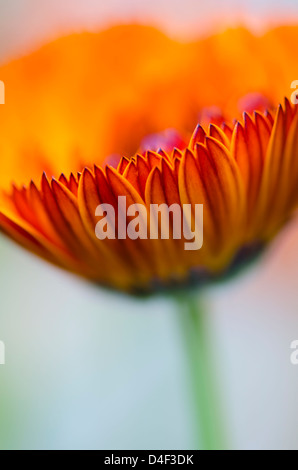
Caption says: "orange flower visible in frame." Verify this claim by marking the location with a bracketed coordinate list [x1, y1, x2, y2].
[1, 25, 298, 293]
[0, 99, 297, 293]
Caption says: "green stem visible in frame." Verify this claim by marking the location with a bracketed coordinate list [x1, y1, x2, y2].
[176, 292, 226, 450]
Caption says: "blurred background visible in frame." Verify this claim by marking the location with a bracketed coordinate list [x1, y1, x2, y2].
[1, 0, 298, 61]
[1, 0, 298, 450]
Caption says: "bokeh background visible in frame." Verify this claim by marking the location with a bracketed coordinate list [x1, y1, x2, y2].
[1, 0, 298, 450]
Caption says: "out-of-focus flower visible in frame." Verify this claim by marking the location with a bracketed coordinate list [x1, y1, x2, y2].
[0, 24, 297, 190]
[0, 100, 297, 293]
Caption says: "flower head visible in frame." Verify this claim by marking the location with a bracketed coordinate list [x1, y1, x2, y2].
[1, 25, 298, 293]
[0, 99, 297, 293]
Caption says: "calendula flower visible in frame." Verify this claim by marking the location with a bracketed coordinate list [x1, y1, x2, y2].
[0, 99, 297, 294]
